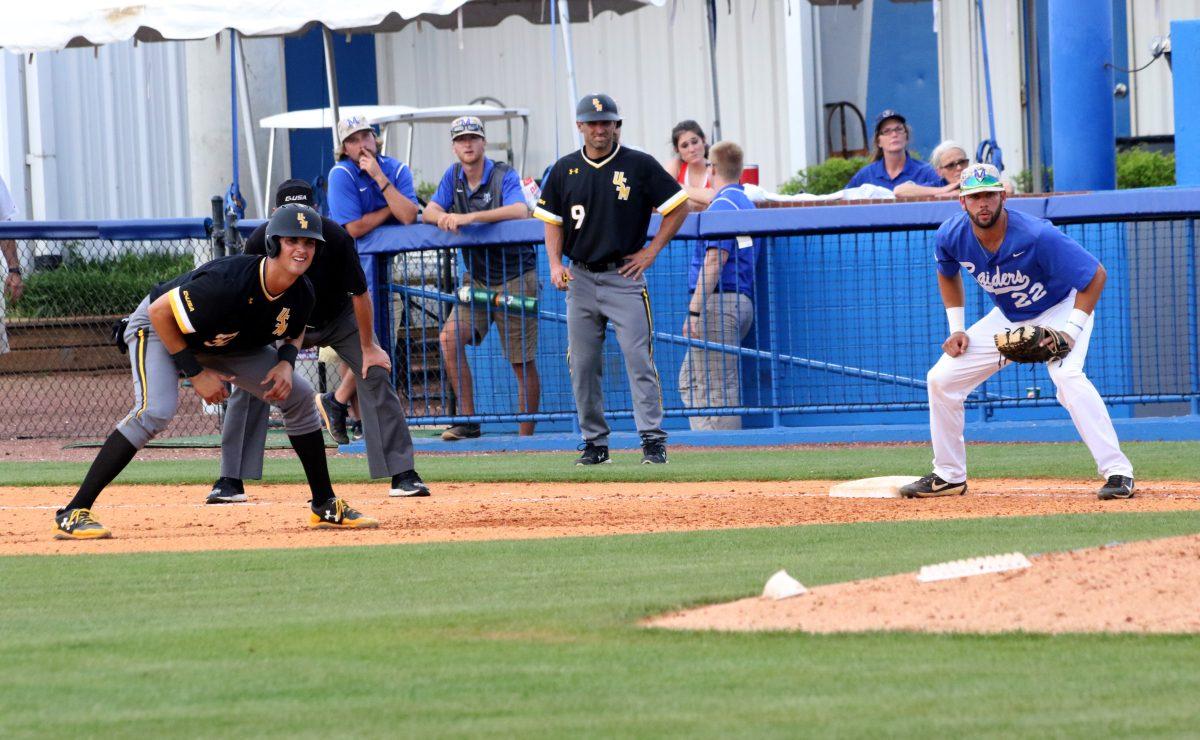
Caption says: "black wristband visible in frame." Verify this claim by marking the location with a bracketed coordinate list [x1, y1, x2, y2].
[7, 267, 19, 275]
[379, 181, 391, 194]
[169, 348, 204, 378]
[688, 310, 701, 317]
[276, 343, 299, 368]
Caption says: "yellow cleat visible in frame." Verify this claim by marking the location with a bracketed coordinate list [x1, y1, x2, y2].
[53, 508, 112, 540]
[309, 498, 379, 529]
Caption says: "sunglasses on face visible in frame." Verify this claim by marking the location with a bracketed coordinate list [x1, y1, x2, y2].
[941, 158, 970, 170]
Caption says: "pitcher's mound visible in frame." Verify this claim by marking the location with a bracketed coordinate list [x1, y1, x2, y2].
[648, 533, 1200, 634]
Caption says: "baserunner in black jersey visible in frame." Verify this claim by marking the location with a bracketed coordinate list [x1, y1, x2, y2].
[534, 93, 688, 466]
[53, 205, 378, 540]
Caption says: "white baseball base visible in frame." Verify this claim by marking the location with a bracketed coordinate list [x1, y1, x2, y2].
[917, 552, 1033, 583]
[828, 476, 919, 499]
[762, 570, 807, 600]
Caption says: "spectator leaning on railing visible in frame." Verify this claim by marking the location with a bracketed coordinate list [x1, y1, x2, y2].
[678, 141, 756, 430]
[663, 120, 715, 211]
[894, 140, 970, 198]
[327, 115, 419, 237]
[847, 110, 942, 192]
[0, 174, 21, 356]
[423, 116, 539, 441]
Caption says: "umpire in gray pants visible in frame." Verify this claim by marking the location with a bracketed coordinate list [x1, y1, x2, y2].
[534, 94, 689, 465]
[207, 180, 429, 503]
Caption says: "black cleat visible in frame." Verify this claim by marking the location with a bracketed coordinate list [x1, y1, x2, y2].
[899, 473, 967, 498]
[641, 440, 668, 465]
[390, 470, 431, 498]
[1098, 475, 1134, 500]
[315, 392, 350, 445]
[53, 508, 112, 540]
[575, 442, 611, 466]
[206, 476, 247, 504]
[441, 423, 482, 441]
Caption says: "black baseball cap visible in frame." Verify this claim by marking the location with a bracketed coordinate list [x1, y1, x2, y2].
[576, 93, 621, 123]
[275, 179, 314, 209]
[874, 109, 907, 134]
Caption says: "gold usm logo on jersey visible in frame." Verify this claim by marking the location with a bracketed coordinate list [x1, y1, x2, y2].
[273, 307, 291, 336]
[592, 97, 603, 112]
[297, 212, 309, 230]
[612, 171, 630, 200]
[205, 332, 239, 348]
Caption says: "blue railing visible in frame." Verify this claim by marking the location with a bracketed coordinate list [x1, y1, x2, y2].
[2, 190, 1196, 439]
[354, 188, 1200, 433]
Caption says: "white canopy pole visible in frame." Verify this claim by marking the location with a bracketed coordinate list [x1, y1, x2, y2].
[235, 33, 264, 217]
[322, 26, 341, 150]
[557, 0, 582, 148]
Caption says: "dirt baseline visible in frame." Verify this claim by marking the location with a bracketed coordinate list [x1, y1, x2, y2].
[3, 478, 1200, 556]
[647, 533, 1200, 634]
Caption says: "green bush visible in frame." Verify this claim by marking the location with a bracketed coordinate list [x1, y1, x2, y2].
[1116, 147, 1175, 189]
[778, 157, 870, 195]
[12, 250, 196, 319]
[415, 180, 437, 203]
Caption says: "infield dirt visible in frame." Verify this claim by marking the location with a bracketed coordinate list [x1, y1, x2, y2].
[3, 478, 1200, 556]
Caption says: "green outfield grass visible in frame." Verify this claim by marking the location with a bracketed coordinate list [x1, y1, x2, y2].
[2, 441, 1198, 487]
[3, 512, 1200, 736]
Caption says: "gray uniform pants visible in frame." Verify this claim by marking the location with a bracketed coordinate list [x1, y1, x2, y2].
[116, 297, 321, 450]
[678, 293, 754, 430]
[220, 303, 415, 480]
[566, 264, 665, 446]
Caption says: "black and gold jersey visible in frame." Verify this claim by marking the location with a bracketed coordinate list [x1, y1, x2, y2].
[149, 255, 315, 354]
[534, 144, 686, 264]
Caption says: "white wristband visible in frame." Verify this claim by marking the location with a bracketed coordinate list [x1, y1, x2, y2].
[1062, 308, 1089, 341]
[946, 306, 965, 335]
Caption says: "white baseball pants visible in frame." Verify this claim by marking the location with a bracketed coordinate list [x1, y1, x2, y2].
[926, 294, 1133, 483]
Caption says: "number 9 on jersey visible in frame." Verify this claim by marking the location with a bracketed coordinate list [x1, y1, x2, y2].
[571, 204, 586, 230]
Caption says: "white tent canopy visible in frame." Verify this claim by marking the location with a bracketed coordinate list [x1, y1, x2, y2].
[0, 1, 663, 53]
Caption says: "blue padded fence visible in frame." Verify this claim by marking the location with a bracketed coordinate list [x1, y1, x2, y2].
[2, 190, 1197, 441]
[354, 188, 1200, 434]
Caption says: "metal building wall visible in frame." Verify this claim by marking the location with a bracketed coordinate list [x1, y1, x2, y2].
[936, 0, 1027, 176]
[375, 0, 795, 190]
[21, 40, 192, 220]
[1126, 0, 1200, 136]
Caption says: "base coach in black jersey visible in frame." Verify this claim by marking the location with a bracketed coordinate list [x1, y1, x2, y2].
[206, 180, 428, 505]
[53, 205, 379, 540]
[534, 93, 689, 465]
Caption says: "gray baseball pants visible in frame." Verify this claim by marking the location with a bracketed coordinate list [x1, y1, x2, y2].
[220, 303, 415, 480]
[116, 297, 321, 450]
[566, 264, 665, 446]
[678, 292, 754, 430]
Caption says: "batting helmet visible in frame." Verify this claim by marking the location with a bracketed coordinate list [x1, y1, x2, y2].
[576, 93, 621, 123]
[265, 203, 324, 258]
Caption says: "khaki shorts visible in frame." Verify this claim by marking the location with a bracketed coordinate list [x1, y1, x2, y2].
[446, 270, 539, 364]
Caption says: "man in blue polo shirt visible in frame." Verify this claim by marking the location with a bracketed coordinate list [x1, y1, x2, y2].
[423, 116, 537, 440]
[900, 164, 1134, 501]
[679, 141, 756, 430]
[327, 115, 418, 237]
[847, 110, 942, 191]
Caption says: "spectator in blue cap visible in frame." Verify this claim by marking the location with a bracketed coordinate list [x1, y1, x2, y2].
[847, 110, 942, 192]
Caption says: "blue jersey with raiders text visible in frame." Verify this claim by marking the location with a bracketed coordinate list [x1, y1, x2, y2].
[934, 208, 1099, 321]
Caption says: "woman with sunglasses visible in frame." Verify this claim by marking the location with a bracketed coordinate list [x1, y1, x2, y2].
[896, 140, 1015, 198]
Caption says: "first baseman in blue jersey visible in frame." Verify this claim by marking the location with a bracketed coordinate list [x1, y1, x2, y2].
[900, 164, 1134, 501]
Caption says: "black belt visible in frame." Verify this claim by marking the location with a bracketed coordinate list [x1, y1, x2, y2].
[573, 258, 625, 273]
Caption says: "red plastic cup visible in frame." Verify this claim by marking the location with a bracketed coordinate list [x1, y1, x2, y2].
[740, 164, 759, 185]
